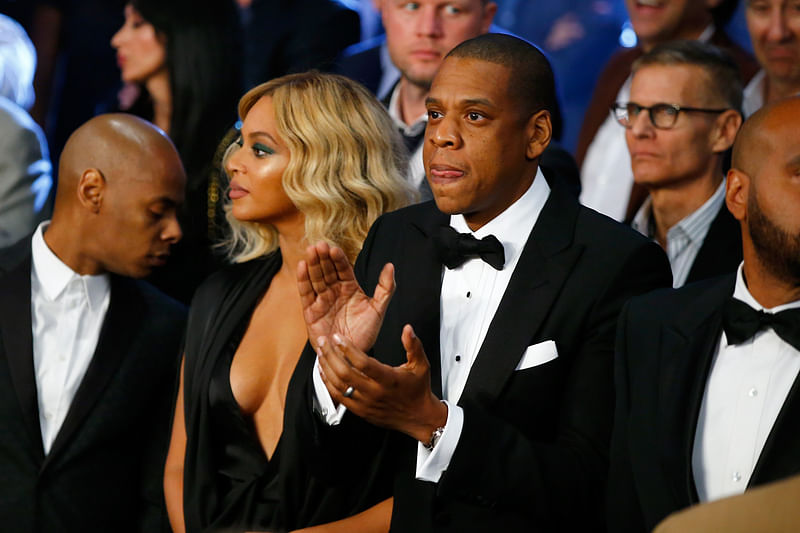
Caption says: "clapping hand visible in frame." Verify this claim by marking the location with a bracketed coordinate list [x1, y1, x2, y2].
[316, 325, 447, 443]
[297, 241, 395, 353]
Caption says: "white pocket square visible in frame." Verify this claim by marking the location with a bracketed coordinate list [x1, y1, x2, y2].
[515, 340, 558, 371]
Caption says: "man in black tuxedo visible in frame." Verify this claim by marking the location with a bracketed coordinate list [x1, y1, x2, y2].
[621, 40, 744, 287]
[0, 113, 187, 532]
[608, 96, 800, 532]
[297, 34, 671, 532]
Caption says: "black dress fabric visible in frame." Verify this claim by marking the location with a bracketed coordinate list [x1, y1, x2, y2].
[181, 252, 392, 533]
[205, 314, 283, 532]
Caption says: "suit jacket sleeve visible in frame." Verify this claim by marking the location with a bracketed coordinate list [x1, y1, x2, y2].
[0, 100, 52, 247]
[436, 241, 671, 529]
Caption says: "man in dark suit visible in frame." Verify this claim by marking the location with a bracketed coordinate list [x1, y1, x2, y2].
[0, 113, 187, 532]
[576, 0, 758, 222]
[620, 40, 743, 287]
[297, 34, 671, 532]
[608, 96, 800, 532]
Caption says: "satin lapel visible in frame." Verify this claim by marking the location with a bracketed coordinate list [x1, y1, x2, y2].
[406, 208, 447, 398]
[0, 253, 44, 458]
[657, 277, 733, 507]
[750, 367, 800, 485]
[458, 184, 582, 405]
[44, 276, 142, 465]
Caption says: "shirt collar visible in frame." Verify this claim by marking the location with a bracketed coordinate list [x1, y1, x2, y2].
[743, 69, 767, 118]
[388, 82, 428, 136]
[670, 179, 726, 244]
[697, 23, 715, 43]
[631, 178, 726, 245]
[31, 221, 111, 310]
[733, 263, 800, 313]
[450, 167, 551, 268]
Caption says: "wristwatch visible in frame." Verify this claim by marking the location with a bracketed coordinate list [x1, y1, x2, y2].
[423, 425, 445, 451]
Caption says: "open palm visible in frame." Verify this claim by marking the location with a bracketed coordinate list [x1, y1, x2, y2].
[298, 242, 395, 352]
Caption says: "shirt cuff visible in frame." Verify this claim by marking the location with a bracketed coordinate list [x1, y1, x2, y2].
[415, 400, 464, 483]
[312, 355, 347, 425]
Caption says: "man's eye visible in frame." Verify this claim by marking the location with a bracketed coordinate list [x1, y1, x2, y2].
[444, 4, 462, 14]
[428, 110, 442, 120]
[403, 2, 420, 11]
[467, 112, 483, 121]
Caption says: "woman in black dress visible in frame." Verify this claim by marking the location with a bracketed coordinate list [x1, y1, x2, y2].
[164, 72, 413, 533]
[111, 0, 241, 302]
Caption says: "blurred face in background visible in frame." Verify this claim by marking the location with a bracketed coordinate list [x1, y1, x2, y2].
[625, 0, 720, 51]
[380, 0, 496, 89]
[746, 0, 800, 91]
[111, 4, 167, 84]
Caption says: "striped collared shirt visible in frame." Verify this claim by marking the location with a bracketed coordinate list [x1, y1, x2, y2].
[632, 180, 726, 288]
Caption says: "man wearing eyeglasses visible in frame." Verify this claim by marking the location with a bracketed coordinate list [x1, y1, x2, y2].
[607, 92, 800, 532]
[616, 40, 743, 288]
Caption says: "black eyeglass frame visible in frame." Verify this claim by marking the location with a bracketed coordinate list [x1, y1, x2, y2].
[611, 102, 731, 129]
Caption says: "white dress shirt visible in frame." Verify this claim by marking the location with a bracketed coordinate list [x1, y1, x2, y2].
[30, 222, 110, 454]
[631, 179, 726, 288]
[692, 263, 800, 502]
[743, 69, 767, 118]
[742, 69, 800, 118]
[580, 25, 715, 221]
[313, 169, 551, 484]
[387, 83, 427, 192]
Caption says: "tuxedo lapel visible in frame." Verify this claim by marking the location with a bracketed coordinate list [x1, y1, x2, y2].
[407, 207, 447, 398]
[749, 365, 800, 486]
[656, 276, 733, 506]
[458, 184, 583, 405]
[44, 276, 142, 465]
[0, 252, 44, 459]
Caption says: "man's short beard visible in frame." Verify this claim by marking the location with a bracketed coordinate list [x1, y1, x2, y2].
[402, 70, 433, 92]
[748, 185, 800, 285]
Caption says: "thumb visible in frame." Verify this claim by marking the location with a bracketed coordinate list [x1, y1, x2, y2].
[401, 324, 427, 368]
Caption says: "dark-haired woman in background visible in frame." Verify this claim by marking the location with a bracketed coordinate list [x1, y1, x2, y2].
[111, 0, 241, 302]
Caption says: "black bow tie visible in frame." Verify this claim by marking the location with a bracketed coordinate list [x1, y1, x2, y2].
[722, 297, 800, 351]
[433, 225, 505, 270]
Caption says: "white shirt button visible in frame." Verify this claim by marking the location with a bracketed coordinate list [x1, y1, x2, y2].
[748, 387, 758, 397]
[732, 471, 742, 482]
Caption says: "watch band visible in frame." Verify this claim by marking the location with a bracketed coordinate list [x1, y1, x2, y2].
[423, 425, 445, 451]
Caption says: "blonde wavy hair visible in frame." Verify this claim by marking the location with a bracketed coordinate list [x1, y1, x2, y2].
[220, 71, 415, 263]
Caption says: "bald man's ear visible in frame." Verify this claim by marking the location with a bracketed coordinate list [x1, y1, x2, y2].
[726, 167, 749, 222]
[711, 110, 743, 154]
[77, 168, 106, 214]
[526, 109, 552, 161]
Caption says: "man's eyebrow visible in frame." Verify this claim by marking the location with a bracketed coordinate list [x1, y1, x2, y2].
[424, 96, 496, 108]
[462, 98, 495, 108]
